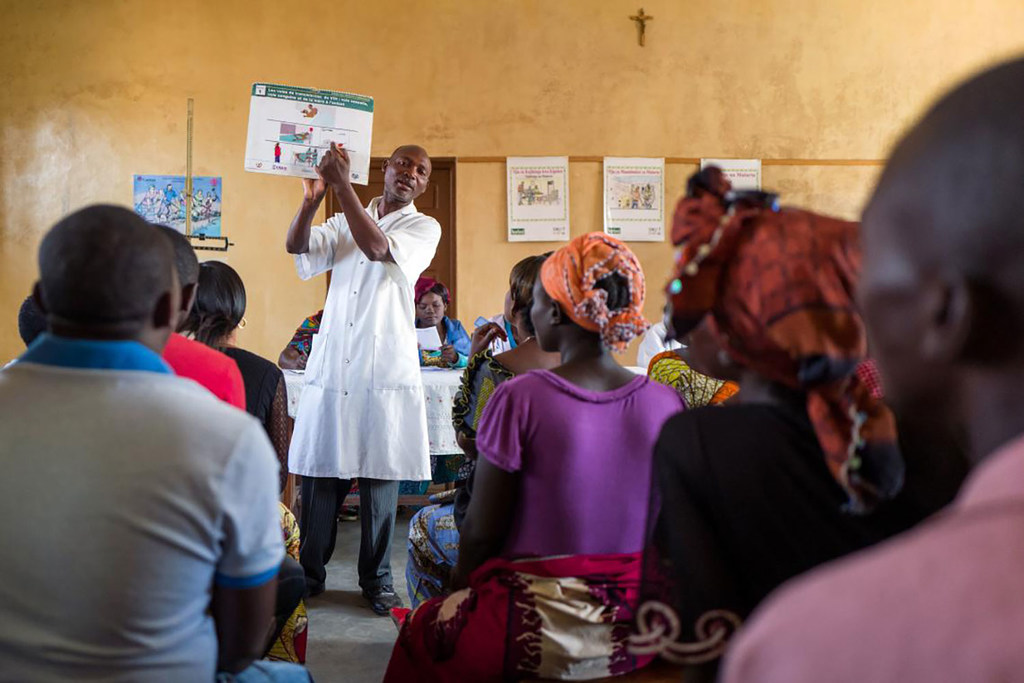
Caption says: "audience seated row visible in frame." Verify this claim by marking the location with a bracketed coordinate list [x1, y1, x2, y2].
[7, 56, 1024, 683]
[0, 207, 310, 681]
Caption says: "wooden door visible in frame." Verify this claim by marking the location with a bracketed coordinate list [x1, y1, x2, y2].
[325, 158, 457, 316]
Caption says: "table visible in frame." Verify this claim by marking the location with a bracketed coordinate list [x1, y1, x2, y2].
[283, 368, 467, 486]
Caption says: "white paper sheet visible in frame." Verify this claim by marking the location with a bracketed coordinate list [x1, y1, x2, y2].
[603, 157, 665, 241]
[244, 82, 374, 184]
[417, 326, 443, 351]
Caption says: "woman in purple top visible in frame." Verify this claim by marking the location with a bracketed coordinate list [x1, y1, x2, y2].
[385, 233, 685, 682]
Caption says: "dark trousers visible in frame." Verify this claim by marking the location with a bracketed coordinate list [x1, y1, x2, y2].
[298, 476, 399, 593]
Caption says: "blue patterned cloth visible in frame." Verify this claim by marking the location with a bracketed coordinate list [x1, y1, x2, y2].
[406, 503, 460, 608]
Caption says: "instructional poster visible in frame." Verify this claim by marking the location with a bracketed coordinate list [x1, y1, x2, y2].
[133, 174, 223, 237]
[507, 156, 570, 242]
[700, 158, 761, 191]
[603, 157, 665, 241]
[244, 83, 374, 184]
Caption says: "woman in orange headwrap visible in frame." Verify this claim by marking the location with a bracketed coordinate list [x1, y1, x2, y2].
[385, 234, 686, 682]
[630, 168, 946, 679]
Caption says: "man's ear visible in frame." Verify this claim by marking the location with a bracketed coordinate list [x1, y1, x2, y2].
[31, 281, 48, 315]
[180, 282, 198, 315]
[920, 274, 972, 365]
[152, 290, 176, 333]
[381, 158, 390, 172]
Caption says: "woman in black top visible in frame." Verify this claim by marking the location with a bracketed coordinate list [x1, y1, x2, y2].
[180, 261, 290, 490]
[632, 169, 966, 681]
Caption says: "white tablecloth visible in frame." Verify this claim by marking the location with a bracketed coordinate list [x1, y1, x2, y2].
[283, 368, 462, 456]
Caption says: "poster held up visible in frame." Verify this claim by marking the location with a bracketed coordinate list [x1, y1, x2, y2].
[700, 158, 761, 191]
[603, 157, 665, 241]
[507, 156, 570, 242]
[244, 83, 374, 185]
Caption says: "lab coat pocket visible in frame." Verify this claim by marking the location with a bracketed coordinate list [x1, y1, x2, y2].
[372, 335, 419, 389]
[305, 330, 327, 380]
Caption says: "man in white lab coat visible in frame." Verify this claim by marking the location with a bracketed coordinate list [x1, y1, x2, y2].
[286, 143, 440, 614]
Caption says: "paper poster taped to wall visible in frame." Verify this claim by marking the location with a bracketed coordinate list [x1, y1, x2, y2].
[244, 83, 374, 184]
[507, 156, 570, 242]
[133, 174, 222, 237]
[603, 157, 665, 241]
[700, 158, 761, 191]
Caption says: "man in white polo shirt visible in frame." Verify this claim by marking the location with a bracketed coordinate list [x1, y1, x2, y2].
[0, 206, 308, 682]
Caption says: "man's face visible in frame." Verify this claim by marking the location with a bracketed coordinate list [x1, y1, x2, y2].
[384, 148, 431, 203]
[416, 292, 446, 327]
[858, 203, 943, 417]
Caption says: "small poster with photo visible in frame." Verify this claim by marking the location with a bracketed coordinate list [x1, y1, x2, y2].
[507, 156, 570, 242]
[603, 157, 665, 241]
[244, 82, 374, 184]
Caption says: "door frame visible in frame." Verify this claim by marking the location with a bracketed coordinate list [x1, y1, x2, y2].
[324, 157, 457, 315]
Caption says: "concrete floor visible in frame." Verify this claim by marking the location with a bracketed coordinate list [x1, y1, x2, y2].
[303, 510, 413, 683]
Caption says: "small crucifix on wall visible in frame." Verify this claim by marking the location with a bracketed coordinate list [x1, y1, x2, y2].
[630, 8, 653, 46]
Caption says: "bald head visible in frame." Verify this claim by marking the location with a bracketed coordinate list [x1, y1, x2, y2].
[38, 205, 176, 335]
[860, 57, 1024, 446]
[866, 57, 1024, 275]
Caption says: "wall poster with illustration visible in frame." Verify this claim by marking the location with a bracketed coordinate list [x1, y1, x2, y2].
[133, 174, 223, 237]
[603, 157, 665, 241]
[506, 156, 570, 242]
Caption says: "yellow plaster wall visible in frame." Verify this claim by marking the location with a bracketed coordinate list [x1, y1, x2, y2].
[2, 0, 1023, 363]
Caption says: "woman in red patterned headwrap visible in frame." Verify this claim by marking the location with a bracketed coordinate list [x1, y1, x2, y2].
[630, 168, 945, 679]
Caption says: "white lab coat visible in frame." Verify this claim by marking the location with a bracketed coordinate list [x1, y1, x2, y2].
[288, 198, 441, 480]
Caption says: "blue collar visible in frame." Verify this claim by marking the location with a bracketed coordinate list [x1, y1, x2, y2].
[19, 333, 172, 374]
[504, 319, 518, 349]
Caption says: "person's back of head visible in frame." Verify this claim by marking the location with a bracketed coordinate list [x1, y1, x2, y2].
[860, 56, 1024, 465]
[180, 260, 247, 348]
[17, 295, 47, 347]
[37, 205, 177, 346]
[153, 224, 199, 322]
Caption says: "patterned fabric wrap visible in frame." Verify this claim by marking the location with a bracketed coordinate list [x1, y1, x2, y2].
[287, 310, 323, 357]
[665, 171, 902, 512]
[451, 351, 516, 440]
[406, 503, 461, 608]
[540, 233, 649, 353]
[647, 351, 739, 408]
[384, 553, 654, 682]
[266, 503, 308, 664]
[856, 359, 884, 399]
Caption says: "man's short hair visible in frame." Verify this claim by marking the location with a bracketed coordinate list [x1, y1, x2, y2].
[153, 224, 199, 286]
[38, 205, 174, 327]
[17, 296, 47, 347]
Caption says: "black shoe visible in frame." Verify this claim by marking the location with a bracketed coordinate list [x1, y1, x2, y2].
[305, 577, 326, 597]
[363, 586, 403, 616]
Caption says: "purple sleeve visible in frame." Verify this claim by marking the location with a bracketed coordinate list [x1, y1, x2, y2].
[476, 381, 524, 473]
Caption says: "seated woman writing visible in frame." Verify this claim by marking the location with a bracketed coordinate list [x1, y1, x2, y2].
[630, 168, 960, 680]
[415, 277, 470, 369]
[405, 253, 559, 608]
[385, 233, 686, 682]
